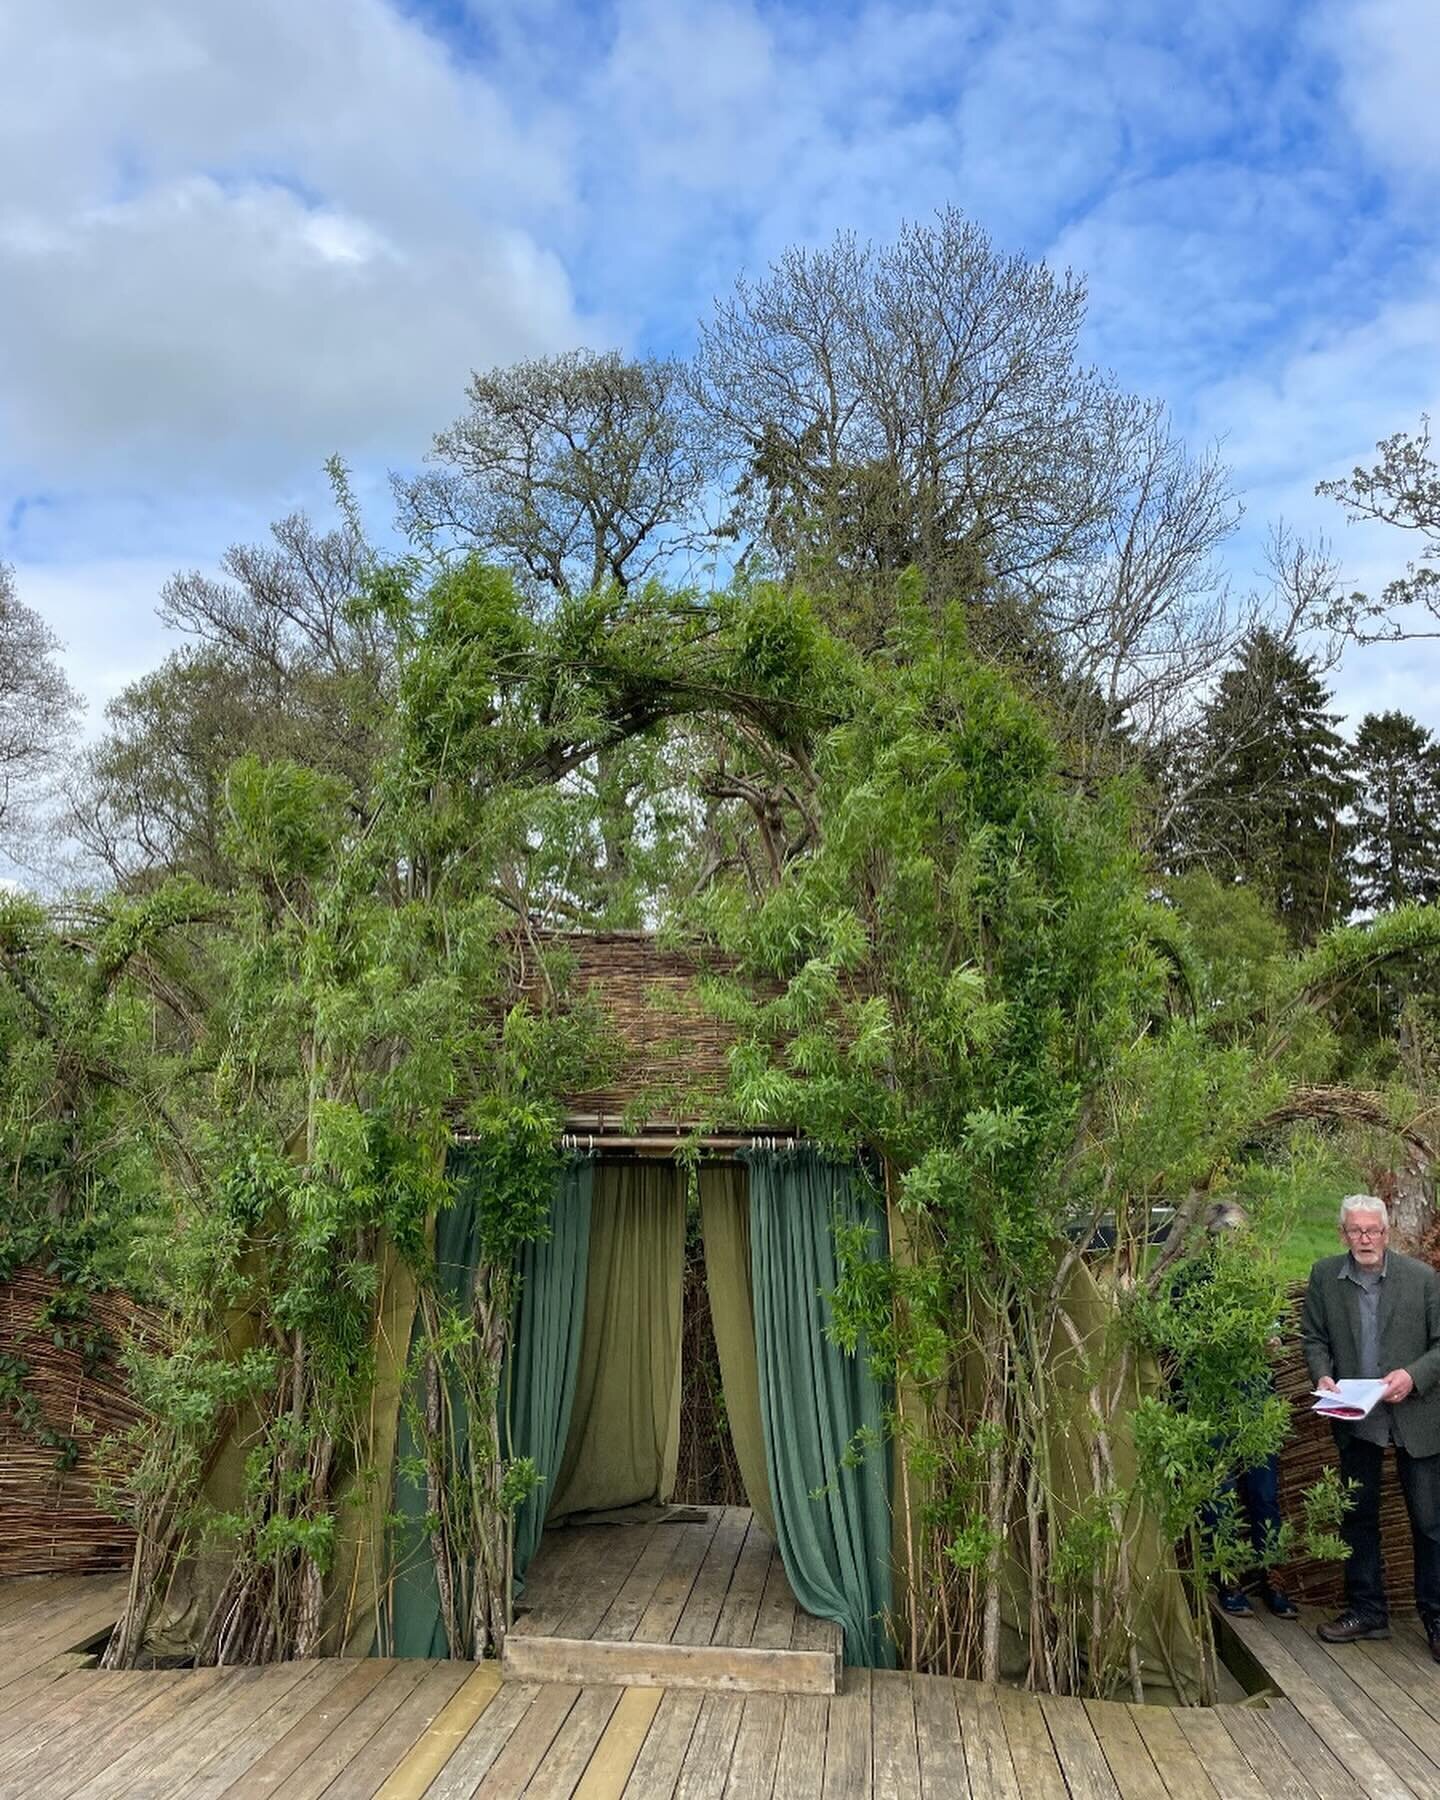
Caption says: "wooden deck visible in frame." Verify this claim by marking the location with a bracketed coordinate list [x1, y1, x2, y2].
[505, 1506, 842, 1694]
[7, 1572, 1440, 1796]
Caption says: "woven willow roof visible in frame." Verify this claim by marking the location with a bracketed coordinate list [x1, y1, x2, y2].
[515, 930, 768, 1124]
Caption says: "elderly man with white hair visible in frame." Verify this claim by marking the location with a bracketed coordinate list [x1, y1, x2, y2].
[1301, 1193, 1440, 1657]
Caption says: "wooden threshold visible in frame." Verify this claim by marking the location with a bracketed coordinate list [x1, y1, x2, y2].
[501, 1631, 840, 1695]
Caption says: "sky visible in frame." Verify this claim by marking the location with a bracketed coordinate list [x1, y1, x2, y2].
[3, 0, 1440, 733]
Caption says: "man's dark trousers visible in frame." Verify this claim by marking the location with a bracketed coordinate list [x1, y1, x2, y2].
[1337, 1433, 1440, 1628]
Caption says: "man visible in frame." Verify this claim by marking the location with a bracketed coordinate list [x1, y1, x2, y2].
[1301, 1193, 1440, 1656]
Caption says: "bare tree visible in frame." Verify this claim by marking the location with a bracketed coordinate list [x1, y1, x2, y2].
[1317, 417, 1440, 640]
[0, 563, 82, 843]
[393, 350, 723, 598]
[694, 211, 1161, 605]
[71, 502, 391, 882]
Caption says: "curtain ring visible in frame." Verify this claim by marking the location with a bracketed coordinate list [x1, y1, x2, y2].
[588, 1133, 595, 1154]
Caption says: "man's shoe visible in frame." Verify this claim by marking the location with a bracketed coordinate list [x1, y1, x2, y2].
[1425, 1622, 1440, 1664]
[1317, 1609, 1389, 1643]
[1261, 1584, 1299, 1619]
[1217, 1589, 1253, 1616]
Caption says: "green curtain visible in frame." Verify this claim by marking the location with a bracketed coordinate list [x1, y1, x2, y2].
[506, 1158, 593, 1585]
[546, 1159, 685, 1522]
[698, 1165, 776, 1539]
[745, 1147, 895, 1668]
[386, 1153, 486, 1658]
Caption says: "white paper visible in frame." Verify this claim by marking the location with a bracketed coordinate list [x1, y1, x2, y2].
[1311, 1379, 1389, 1420]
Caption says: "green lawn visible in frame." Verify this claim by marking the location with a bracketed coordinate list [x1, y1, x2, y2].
[1265, 1163, 1364, 1286]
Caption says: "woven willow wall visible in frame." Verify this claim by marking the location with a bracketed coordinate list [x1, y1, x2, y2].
[0, 1268, 162, 1578]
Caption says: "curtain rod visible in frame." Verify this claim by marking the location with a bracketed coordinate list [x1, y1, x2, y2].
[557, 1131, 799, 1153]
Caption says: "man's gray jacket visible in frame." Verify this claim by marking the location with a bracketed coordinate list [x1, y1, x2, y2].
[1301, 1251, 1440, 1459]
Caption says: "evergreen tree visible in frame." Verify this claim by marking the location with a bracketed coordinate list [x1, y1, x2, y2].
[1351, 710, 1440, 912]
[1172, 629, 1354, 942]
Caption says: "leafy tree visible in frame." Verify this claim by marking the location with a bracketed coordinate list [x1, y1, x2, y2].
[1351, 710, 1440, 913]
[393, 350, 721, 598]
[1168, 629, 1354, 943]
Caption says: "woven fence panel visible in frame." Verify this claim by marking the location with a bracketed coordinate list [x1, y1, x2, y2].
[0, 1267, 164, 1578]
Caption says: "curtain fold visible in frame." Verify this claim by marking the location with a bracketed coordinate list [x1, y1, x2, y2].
[546, 1159, 685, 1523]
[506, 1158, 593, 1586]
[698, 1164, 776, 1539]
[745, 1147, 896, 1668]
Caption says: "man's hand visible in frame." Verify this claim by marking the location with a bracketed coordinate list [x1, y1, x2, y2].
[1317, 1376, 1339, 1394]
[1384, 1369, 1416, 1404]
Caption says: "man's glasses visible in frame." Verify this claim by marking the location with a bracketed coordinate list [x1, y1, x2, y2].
[1344, 1226, 1386, 1240]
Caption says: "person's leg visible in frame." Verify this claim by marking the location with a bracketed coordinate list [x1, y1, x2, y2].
[1395, 1448, 1440, 1633]
[1337, 1435, 1388, 1624]
[1205, 1469, 1251, 1613]
[1242, 1454, 1298, 1616]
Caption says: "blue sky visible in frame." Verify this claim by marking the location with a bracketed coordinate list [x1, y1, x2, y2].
[3, 0, 1440, 730]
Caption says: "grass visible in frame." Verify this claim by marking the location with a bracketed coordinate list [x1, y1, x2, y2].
[1266, 1162, 1365, 1286]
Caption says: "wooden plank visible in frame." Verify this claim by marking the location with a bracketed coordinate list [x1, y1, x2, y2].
[1355, 1631, 1440, 1726]
[675, 1510, 752, 1648]
[322, 1660, 473, 1800]
[1171, 1707, 1272, 1800]
[0, 1584, 124, 1686]
[214, 1658, 398, 1800]
[994, 1684, 1065, 1800]
[769, 1692, 826, 1800]
[619, 1688, 703, 1799]
[1214, 1703, 1339, 1800]
[1225, 1615, 1421, 1799]
[91, 1667, 326, 1800]
[572, 1687, 666, 1800]
[712, 1518, 775, 1649]
[821, 1668, 871, 1799]
[674, 1693, 745, 1800]
[1082, 1700, 1169, 1800]
[557, 1525, 665, 1642]
[749, 1552, 798, 1653]
[266, 1661, 432, 1800]
[422, 1681, 542, 1800]
[72, 1669, 301, 1800]
[1320, 1627, 1440, 1758]
[0, 1660, 74, 1736]
[787, 1611, 841, 1659]
[527, 1685, 626, 1800]
[473, 1682, 582, 1797]
[1124, 1701, 1218, 1800]
[596, 1524, 691, 1643]
[0, 1670, 175, 1795]
[366, 1662, 503, 1800]
[911, 1673, 969, 1800]
[720, 1691, 784, 1799]
[503, 1633, 838, 1695]
[870, 1669, 921, 1800]
[1037, 1694, 1120, 1800]
[635, 1518, 724, 1645]
[0, 1664, 124, 1750]
[1283, 1627, 1440, 1798]
[952, 1682, 1019, 1800]
[1258, 1697, 1369, 1800]
[519, 1527, 616, 1637]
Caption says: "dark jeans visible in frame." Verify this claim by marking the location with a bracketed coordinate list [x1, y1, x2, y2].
[1337, 1434, 1440, 1628]
[1208, 1453, 1284, 1588]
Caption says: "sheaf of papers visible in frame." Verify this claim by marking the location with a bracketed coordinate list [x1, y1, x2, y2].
[1311, 1379, 1390, 1420]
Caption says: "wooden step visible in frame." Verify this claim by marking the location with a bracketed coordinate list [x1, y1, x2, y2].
[501, 1632, 840, 1695]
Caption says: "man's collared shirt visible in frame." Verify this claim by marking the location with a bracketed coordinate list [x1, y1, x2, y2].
[1339, 1252, 1391, 1445]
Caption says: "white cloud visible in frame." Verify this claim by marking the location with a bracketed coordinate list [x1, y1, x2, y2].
[0, 0, 587, 495]
[1318, 0, 1440, 177]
